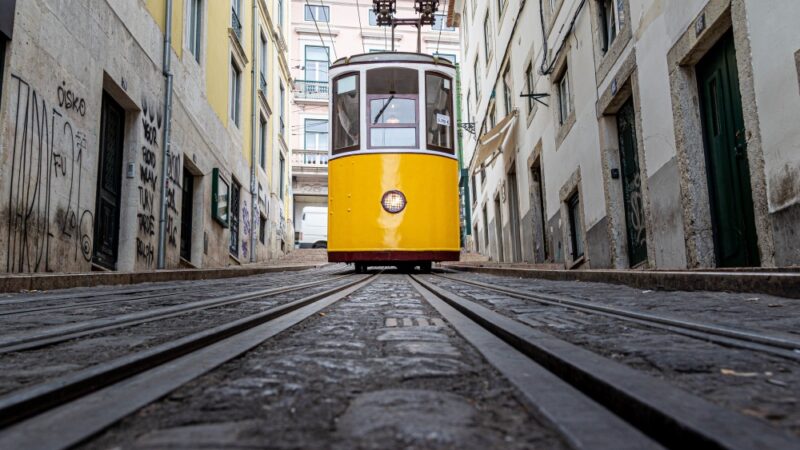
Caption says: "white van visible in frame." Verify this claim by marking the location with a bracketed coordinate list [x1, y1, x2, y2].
[298, 206, 328, 248]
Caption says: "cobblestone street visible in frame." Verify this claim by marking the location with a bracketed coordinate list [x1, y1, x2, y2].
[0, 265, 798, 449]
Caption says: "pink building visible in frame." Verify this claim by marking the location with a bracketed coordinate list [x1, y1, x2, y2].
[289, 0, 460, 243]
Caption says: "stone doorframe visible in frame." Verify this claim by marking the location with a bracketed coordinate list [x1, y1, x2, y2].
[527, 140, 549, 263]
[559, 168, 587, 269]
[595, 51, 655, 269]
[667, 0, 774, 268]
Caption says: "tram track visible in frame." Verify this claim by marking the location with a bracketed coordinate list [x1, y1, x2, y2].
[409, 274, 799, 449]
[431, 273, 800, 361]
[0, 273, 355, 354]
[0, 273, 377, 449]
[0, 268, 351, 319]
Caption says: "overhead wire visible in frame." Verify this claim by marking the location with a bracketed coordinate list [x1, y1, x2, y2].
[318, 0, 340, 60]
[354, 0, 367, 53]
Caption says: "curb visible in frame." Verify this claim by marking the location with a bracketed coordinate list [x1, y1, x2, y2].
[443, 264, 800, 299]
[0, 264, 326, 294]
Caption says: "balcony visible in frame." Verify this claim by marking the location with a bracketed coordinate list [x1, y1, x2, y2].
[291, 149, 329, 176]
[231, 7, 243, 41]
[294, 80, 329, 101]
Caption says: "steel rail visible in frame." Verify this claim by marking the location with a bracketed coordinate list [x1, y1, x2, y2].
[0, 269, 352, 317]
[410, 275, 800, 450]
[434, 273, 800, 360]
[0, 264, 336, 307]
[0, 273, 376, 434]
[0, 273, 355, 354]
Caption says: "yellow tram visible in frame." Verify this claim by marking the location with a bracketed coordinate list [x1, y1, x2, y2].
[326, 52, 460, 273]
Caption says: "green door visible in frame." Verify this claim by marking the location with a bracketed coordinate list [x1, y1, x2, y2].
[697, 32, 760, 267]
[617, 99, 648, 266]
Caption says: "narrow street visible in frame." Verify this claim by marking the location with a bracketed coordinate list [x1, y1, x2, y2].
[0, 263, 798, 449]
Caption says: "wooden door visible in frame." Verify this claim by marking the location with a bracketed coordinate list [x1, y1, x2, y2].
[697, 32, 759, 267]
[93, 94, 125, 269]
[617, 99, 648, 266]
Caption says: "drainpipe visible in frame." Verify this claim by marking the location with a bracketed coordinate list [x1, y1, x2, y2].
[157, 0, 174, 269]
[456, 63, 471, 242]
[249, 0, 258, 262]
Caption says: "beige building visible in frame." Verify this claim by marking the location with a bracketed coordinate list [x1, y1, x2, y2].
[454, 0, 800, 269]
[0, 0, 293, 273]
[288, 0, 461, 243]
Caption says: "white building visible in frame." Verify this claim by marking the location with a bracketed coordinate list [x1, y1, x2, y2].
[452, 0, 800, 269]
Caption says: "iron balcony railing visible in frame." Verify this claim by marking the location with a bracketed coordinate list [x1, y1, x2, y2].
[294, 80, 329, 100]
[231, 7, 243, 41]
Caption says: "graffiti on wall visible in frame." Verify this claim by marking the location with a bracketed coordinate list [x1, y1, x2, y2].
[136, 97, 162, 267]
[241, 202, 250, 259]
[5, 75, 94, 273]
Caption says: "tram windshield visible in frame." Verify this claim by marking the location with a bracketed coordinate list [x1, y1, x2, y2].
[367, 68, 419, 148]
[332, 73, 360, 153]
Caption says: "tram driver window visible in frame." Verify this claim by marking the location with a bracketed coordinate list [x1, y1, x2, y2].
[425, 72, 454, 153]
[332, 73, 360, 154]
[367, 68, 419, 148]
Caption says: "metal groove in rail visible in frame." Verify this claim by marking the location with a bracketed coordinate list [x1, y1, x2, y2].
[435, 273, 800, 360]
[0, 273, 376, 442]
[410, 275, 799, 450]
[0, 273, 354, 353]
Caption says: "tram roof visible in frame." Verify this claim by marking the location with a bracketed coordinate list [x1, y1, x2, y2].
[330, 52, 455, 69]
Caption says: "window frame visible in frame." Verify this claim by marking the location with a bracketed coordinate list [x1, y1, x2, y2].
[424, 71, 455, 154]
[483, 11, 492, 65]
[230, 58, 242, 127]
[188, 0, 202, 62]
[557, 69, 571, 125]
[525, 63, 534, 112]
[304, 4, 330, 22]
[279, 153, 286, 199]
[568, 192, 584, 260]
[331, 71, 361, 154]
[367, 94, 419, 150]
[599, 0, 619, 54]
[304, 118, 329, 151]
[211, 168, 230, 227]
[432, 13, 455, 31]
[279, 82, 285, 136]
[260, 32, 268, 88]
[502, 64, 513, 116]
[304, 45, 330, 82]
[259, 115, 267, 170]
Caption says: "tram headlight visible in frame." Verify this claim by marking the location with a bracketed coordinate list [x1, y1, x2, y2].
[381, 190, 406, 213]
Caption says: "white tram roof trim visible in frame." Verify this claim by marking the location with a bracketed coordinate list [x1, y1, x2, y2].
[331, 52, 455, 69]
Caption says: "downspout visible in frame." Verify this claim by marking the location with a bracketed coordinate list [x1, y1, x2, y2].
[157, 0, 175, 269]
[455, 63, 471, 244]
[250, 0, 259, 262]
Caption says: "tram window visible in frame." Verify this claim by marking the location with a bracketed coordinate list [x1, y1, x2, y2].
[425, 72, 454, 153]
[367, 68, 419, 148]
[332, 73, 360, 153]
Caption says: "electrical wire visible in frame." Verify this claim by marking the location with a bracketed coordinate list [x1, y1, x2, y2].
[318, 0, 340, 60]
[354, 0, 367, 53]
[539, 0, 586, 75]
[435, 13, 444, 54]
[305, 0, 329, 54]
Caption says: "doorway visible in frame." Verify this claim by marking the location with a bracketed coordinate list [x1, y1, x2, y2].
[180, 167, 194, 261]
[494, 196, 505, 262]
[616, 98, 648, 267]
[530, 160, 549, 262]
[696, 32, 759, 267]
[507, 170, 523, 262]
[93, 94, 125, 269]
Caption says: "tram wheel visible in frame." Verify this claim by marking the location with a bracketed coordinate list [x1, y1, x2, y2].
[419, 261, 432, 273]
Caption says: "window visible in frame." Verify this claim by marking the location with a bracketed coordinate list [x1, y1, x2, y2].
[305, 119, 329, 151]
[425, 72, 454, 153]
[367, 68, 419, 149]
[474, 62, 481, 100]
[502, 65, 512, 116]
[471, 0, 478, 21]
[471, 174, 477, 201]
[305, 46, 330, 82]
[279, 154, 285, 199]
[483, 11, 492, 64]
[568, 193, 584, 259]
[498, 0, 506, 15]
[462, 5, 469, 51]
[368, 10, 378, 26]
[229, 180, 241, 255]
[304, 4, 330, 22]
[525, 63, 534, 112]
[488, 103, 497, 129]
[260, 33, 268, 91]
[259, 116, 267, 169]
[466, 91, 472, 124]
[599, 0, 619, 53]
[188, 0, 202, 62]
[230, 59, 241, 126]
[480, 164, 486, 185]
[277, 0, 284, 28]
[211, 169, 229, 226]
[279, 82, 285, 136]
[557, 69, 571, 125]
[432, 14, 455, 31]
[433, 53, 457, 64]
[482, 204, 489, 248]
[332, 73, 360, 153]
[231, 0, 242, 40]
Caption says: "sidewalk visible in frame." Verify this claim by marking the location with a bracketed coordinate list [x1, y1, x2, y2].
[442, 261, 800, 299]
[0, 249, 331, 294]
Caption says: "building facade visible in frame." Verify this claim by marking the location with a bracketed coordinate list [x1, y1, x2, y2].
[288, 0, 461, 241]
[0, 0, 293, 273]
[455, 0, 800, 269]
